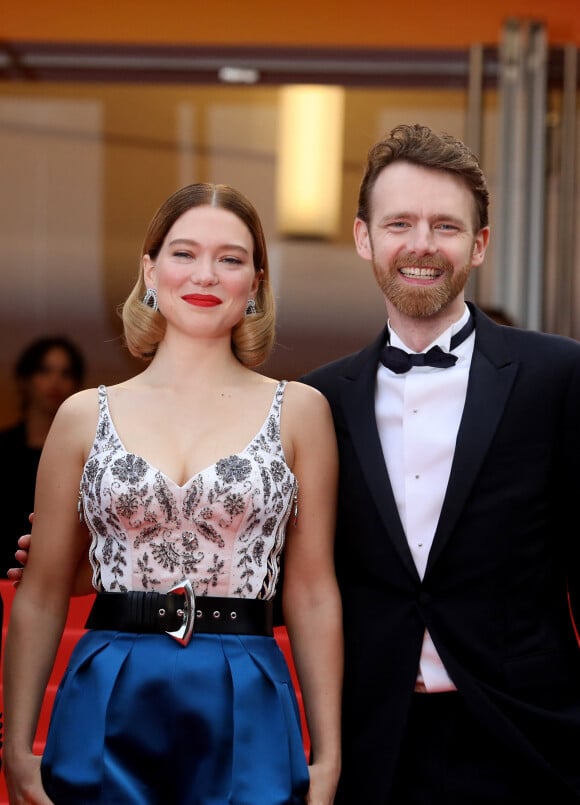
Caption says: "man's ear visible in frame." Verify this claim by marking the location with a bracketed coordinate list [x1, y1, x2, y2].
[472, 226, 490, 266]
[354, 218, 372, 261]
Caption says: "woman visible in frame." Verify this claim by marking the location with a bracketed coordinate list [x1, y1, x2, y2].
[3, 183, 342, 804]
[0, 336, 85, 576]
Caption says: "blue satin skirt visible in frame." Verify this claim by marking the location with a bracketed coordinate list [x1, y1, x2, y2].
[41, 629, 309, 804]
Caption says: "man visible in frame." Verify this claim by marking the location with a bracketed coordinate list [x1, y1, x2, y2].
[302, 123, 580, 803]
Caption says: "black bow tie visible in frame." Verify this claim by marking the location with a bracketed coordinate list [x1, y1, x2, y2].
[381, 316, 475, 374]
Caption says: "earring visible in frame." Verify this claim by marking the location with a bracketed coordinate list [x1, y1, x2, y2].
[143, 288, 158, 312]
[245, 299, 257, 316]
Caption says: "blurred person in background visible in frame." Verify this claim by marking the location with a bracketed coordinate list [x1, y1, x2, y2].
[0, 336, 85, 576]
[479, 305, 515, 326]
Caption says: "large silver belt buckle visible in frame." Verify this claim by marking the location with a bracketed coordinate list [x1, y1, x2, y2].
[165, 579, 195, 646]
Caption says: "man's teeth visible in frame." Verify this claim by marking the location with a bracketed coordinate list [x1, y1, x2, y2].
[400, 268, 440, 277]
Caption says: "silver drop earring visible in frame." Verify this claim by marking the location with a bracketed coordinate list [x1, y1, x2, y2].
[143, 288, 158, 312]
[245, 299, 257, 316]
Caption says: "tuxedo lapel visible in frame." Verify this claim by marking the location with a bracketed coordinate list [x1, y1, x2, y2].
[426, 311, 519, 573]
[339, 330, 420, 579]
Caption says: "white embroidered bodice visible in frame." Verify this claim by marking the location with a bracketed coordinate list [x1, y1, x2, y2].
[80, 382, 297, 598]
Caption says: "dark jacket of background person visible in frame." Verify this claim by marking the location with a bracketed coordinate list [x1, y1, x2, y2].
[480, 305, 516, 326]
[0, 336, 85, 576]
[302, 304, 580, 802]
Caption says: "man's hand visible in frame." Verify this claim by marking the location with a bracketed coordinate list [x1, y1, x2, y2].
[6, 514, 32, 587]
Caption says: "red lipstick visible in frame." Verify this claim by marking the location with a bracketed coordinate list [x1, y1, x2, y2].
[182, 294, 222, 307]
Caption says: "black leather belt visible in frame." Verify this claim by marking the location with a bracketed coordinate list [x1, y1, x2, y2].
[85, 580, 274, 647]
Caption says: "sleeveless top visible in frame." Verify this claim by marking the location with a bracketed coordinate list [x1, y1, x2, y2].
[79, 381, 298, 599]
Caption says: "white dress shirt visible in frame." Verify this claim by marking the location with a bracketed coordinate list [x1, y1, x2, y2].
[375, 304, 474, 692]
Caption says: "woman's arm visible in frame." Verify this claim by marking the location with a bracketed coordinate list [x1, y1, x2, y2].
[3, 390, 95, 803]
[281, 382, 343, 805]
[8, 516, 94, 595]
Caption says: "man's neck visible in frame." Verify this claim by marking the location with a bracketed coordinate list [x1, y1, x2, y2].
[386, 299, 468, 353]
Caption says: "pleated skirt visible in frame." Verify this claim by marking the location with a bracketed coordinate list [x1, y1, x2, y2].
[41, 629, 309, 804]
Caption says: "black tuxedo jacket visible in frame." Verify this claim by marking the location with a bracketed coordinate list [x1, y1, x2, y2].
[302, 304, 580, 803]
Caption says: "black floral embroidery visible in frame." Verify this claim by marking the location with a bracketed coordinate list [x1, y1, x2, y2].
[195, 520, 225, 547]
[252, 538, 265, 564]
[182, 531, 199, 549]
[101, 534, 114, 564]
[117, 492, 140, 519]
[270, 460, 286, 483]
[153, 475, 179, 523]
[195, 553, 226, 593]
[223, 493, 245, 516]
[112, 455, 149, 485]
[183, 479, 203, 518]
[92, 516, 109, 538]
[215, 456, 252, 483]
[95, 417, 108, 442]
[151, 540, 185, 573]
[260, 467, 272, 504]
[137, 551, 160, 590]
[83, 458, 99, 485]
[134, 522, 165, 548]
[266, 416, 278, 442]
[182, 550, 206, 576]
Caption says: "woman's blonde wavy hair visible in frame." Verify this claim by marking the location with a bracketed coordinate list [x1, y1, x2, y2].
[121, 183, 275, 368]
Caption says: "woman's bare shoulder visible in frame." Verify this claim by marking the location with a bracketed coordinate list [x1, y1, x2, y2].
[282, 379, 331, 411]
[56, 386, 101, 418]
[49, 388, 102, 445]
[39, 387, 102, 461]
[278, 381, 334, 442]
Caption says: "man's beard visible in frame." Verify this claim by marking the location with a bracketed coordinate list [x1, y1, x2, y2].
[372, 252, 473, 318]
